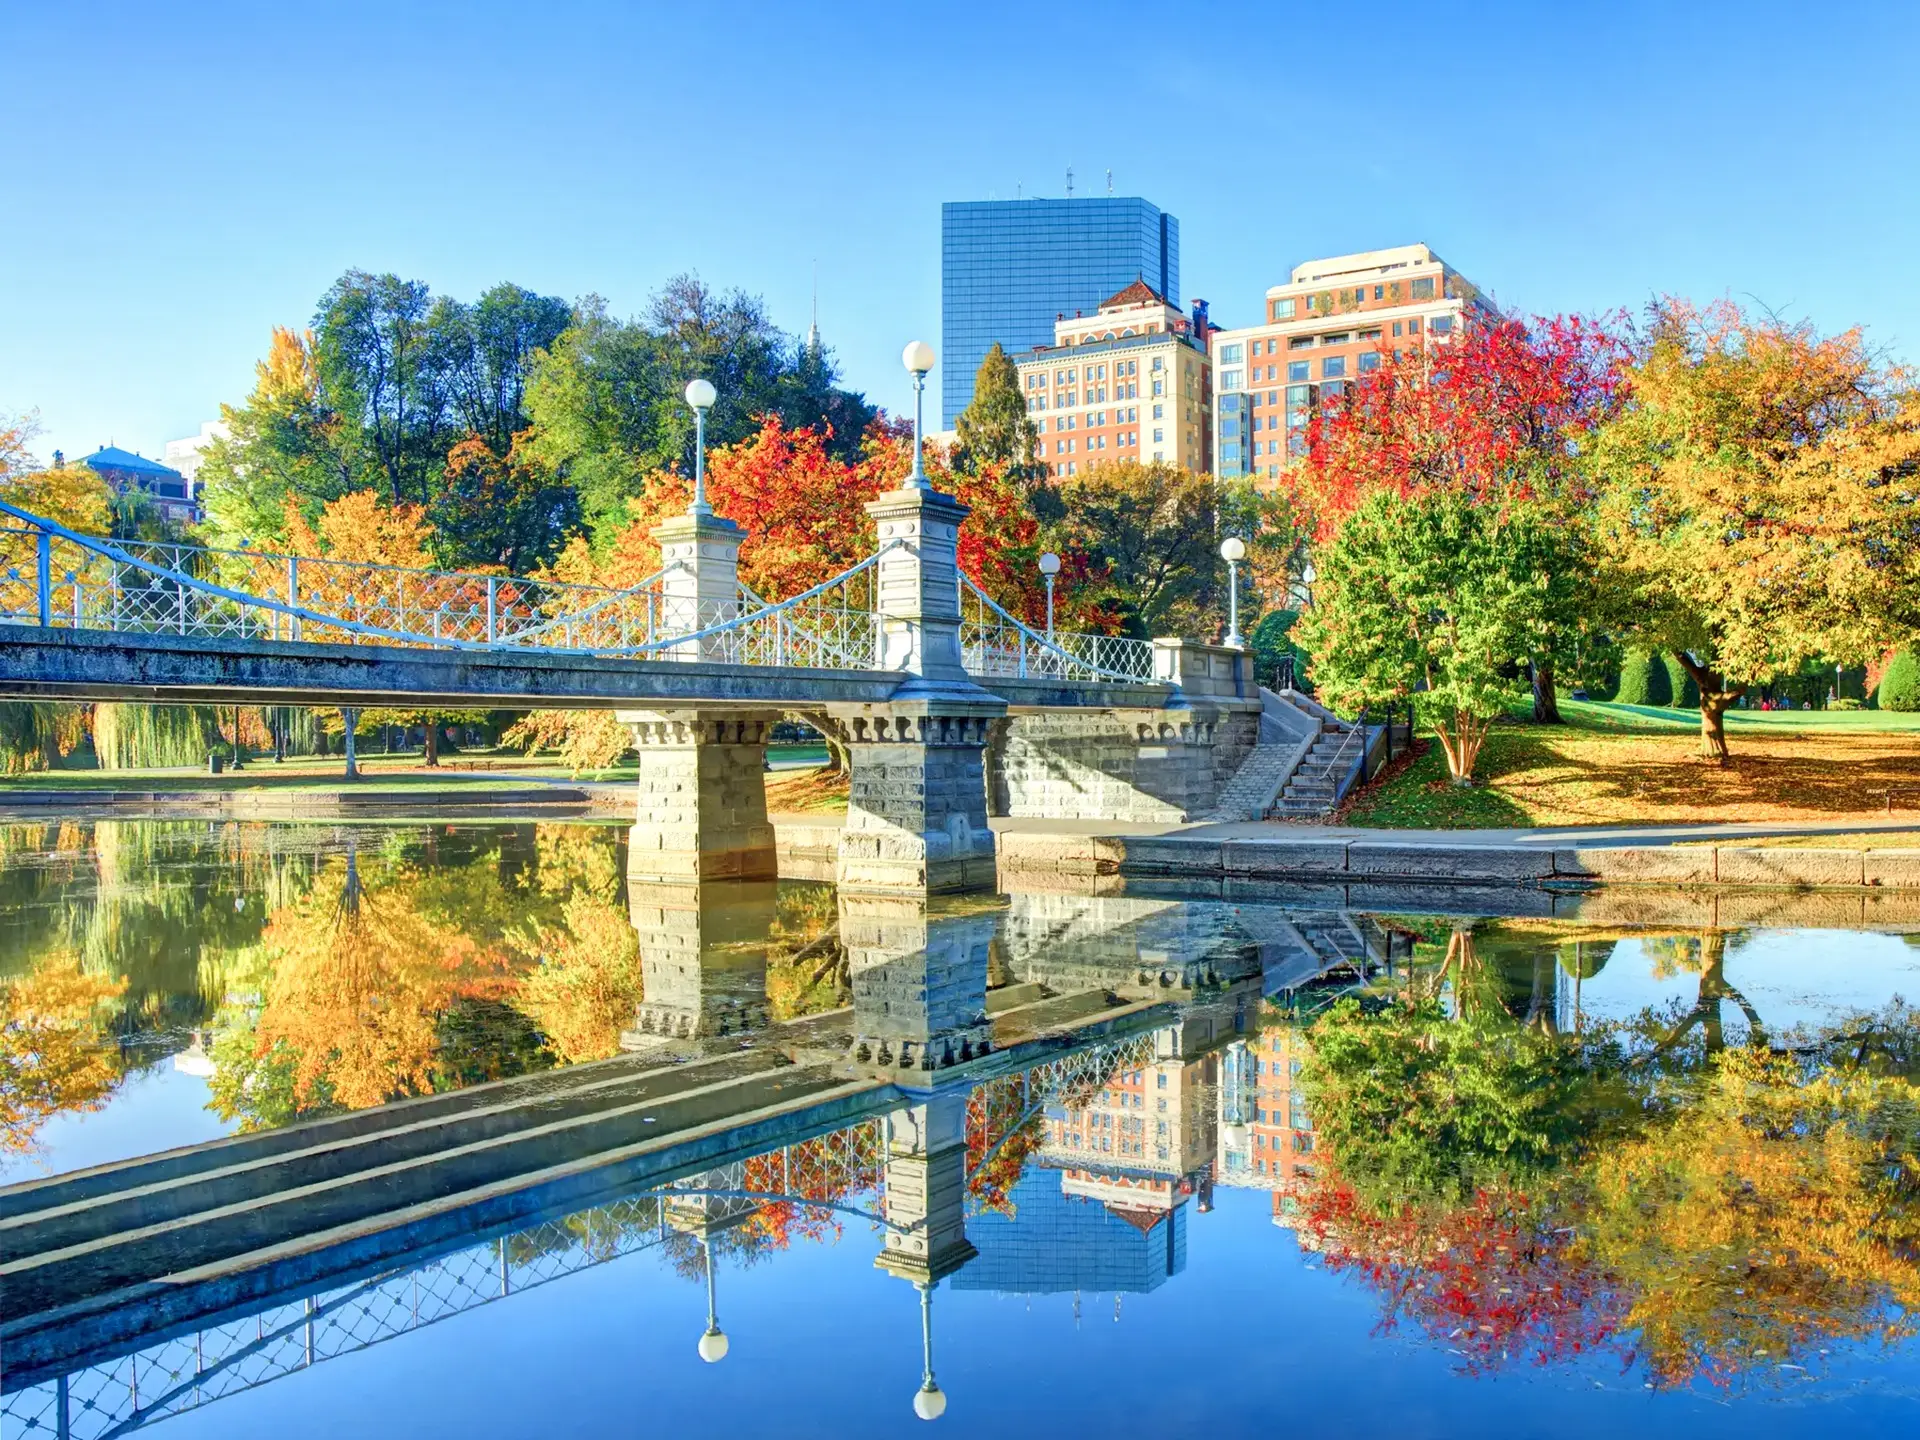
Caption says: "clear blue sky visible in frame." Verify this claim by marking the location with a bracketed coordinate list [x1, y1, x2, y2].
[5, 0, 1916, 464]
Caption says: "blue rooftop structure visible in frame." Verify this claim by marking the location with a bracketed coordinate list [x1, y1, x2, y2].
[77, 446, 184, 480]
[76, 446, 197, 519]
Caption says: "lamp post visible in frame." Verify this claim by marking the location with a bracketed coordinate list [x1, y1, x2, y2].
[697, 1235, 728, 1363]
[1220, 536, 1246, 648]
[684, 378, 717, 515]
[912, 1280, 946, 1421]
[1037, 551, 1060, 643]
[901, 341, 936, 490]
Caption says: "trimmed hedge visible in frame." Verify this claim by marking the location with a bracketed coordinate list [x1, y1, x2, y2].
[1614, 649, 1672, 707]
[1879, 650, 1920, 712]
[1663, 655, 1700, 709]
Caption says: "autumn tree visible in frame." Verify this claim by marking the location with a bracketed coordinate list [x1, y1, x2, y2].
[952, 342, 1043, 488]
[1590, 301, 1917, 759]
[196, 327, 354, 549]
[1295, 487, 1550, 783]
[1299, 313, 1627, 720]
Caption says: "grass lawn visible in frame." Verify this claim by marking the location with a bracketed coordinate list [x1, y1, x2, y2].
[765, 764, 849, 814]
[1343, 701, 1920, 830]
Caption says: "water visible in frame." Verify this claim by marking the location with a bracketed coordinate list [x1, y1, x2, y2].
[4, 819, 1920, 1437]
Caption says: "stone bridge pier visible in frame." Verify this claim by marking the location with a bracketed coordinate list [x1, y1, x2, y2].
[875, 1089, 978, 1286]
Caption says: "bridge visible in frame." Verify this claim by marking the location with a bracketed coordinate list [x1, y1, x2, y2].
[0, 474, 1369, 894]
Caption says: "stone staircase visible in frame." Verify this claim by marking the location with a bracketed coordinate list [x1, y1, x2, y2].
[1206, 686, 1364, 822]
[1269, 722, 1364, 819]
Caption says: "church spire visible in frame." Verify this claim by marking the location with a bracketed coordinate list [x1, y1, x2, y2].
[804, 260, 822, 361]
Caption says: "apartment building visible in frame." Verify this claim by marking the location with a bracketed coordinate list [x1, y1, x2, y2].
[1211, 243, 1491, 484]
[1014, 280, 1214, 478]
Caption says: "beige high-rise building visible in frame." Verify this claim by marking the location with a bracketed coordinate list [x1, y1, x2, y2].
[1013, 281, 1214, 478]
[1210, 243, 1492, 485]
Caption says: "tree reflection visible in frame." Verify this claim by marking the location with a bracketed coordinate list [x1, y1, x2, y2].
[0, 954, 128, 1157]
[1288, 930, 1920, 1391]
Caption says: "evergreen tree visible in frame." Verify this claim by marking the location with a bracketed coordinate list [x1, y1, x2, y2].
[953, 343, 1042, 485]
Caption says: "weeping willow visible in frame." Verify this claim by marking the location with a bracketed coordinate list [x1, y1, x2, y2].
[93, 704, 223, 770]
[0, 702, 86, 774]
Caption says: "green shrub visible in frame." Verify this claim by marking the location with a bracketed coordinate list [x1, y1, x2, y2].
[1251, 608, 1312, 694]
[1614, 649, 1671, 707]
[1879, 650, 1920, 712]
[1830, 698, 1863, 711]
[1663, 655, 1700, 709]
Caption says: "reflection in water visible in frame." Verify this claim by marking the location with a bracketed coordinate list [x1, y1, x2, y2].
[4, 821, 1920, 1433]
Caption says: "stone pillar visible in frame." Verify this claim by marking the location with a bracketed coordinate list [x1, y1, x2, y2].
[840, 892, 995, 1074]
[831, 707, 1000, 893]
[653, 511, 743, 659]
[619, 879, 777, 1055]
[875, 1091, 978, 1285]
[833, 484, 1008, 894]
[619, 710, 777, 883]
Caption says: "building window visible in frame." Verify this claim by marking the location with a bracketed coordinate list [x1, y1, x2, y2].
[1287, 362, 1308, 382]
[1411, 277, 1435, 300]
[1408, 317, 1422, 335]
[1374, 285, 1384, 300]
[1321, 356, 1347, 379]
[1358, 352, 1381, 373]
[1305, 295, 1316, 312]
[1157, 1074, 1167, 1089]
[1151, 356, 1164, 371]
[1353, 287, 1366, 304]
[1219, 342, 1244, 364]
[1152, 427, 1163, 442]
[1321, 333, 1350, 346]
[1289, 336, 1313, 350]
[1152, 403, 1163, 418]
[1431, 315, 1454, 335]
[1151, 379, 1164, 396]
[1358, 328, 1381, 340]
[1274, 298, 1296, 319]
[1220, 369, 1242, 391]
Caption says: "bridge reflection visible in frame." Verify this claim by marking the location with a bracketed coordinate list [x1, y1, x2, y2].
[1, 875, 1411, 1436]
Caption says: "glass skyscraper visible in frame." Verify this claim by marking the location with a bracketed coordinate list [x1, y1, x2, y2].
[940, 197, 1179, 427]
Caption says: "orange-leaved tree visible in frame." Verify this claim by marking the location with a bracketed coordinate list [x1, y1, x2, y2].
[0, 953, 129, 1156]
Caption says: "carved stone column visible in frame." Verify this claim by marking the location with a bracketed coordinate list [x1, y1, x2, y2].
[874, 1091, 978, 1285]
[618, 710, 777, 883]
[653, 511, 743, 660]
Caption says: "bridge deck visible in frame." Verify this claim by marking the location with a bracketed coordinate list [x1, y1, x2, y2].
[0, 626, 1181, 710]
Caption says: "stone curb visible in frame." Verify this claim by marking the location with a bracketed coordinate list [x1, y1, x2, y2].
[999, 832, 1920, 892]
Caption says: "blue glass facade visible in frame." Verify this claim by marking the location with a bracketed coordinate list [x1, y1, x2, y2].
[940, 197, 1179, 427]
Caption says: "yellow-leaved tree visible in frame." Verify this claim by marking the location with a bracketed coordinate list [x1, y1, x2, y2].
[1591, 301, 1920, 759]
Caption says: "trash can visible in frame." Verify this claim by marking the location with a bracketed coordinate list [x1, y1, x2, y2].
[208, 752, 225, 775]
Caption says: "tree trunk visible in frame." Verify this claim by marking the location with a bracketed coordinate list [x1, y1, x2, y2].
[1435, 711, 1485, 786]
[341, 707, 360, 780]
[1669, 651, 1742, 764]
[424, 721, 440, 767]
[1530, 661, 1563, 725]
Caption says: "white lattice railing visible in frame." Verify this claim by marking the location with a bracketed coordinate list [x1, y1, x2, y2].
[958, 572, 1154, 683]
[0, 502, 1167, 686]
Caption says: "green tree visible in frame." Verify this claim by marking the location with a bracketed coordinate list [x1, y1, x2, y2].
[1043, 459, 1224, 638]
[1296, 488, 1548, 784]
[952, 343, 1042, 485]
[1613, 648, 1672, 706]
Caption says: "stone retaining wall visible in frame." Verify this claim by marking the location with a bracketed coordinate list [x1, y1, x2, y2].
[985, 705, 1258, 823]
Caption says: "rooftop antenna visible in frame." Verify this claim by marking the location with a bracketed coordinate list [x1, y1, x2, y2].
[1065, 164, 1073, 198]
[1106, 168, 1113, 195]
[1016, 180, 1022, 199]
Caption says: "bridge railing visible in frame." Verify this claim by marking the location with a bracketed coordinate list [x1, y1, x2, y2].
[958, 572, 1155, 684]
[0, 510, 785, 658]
